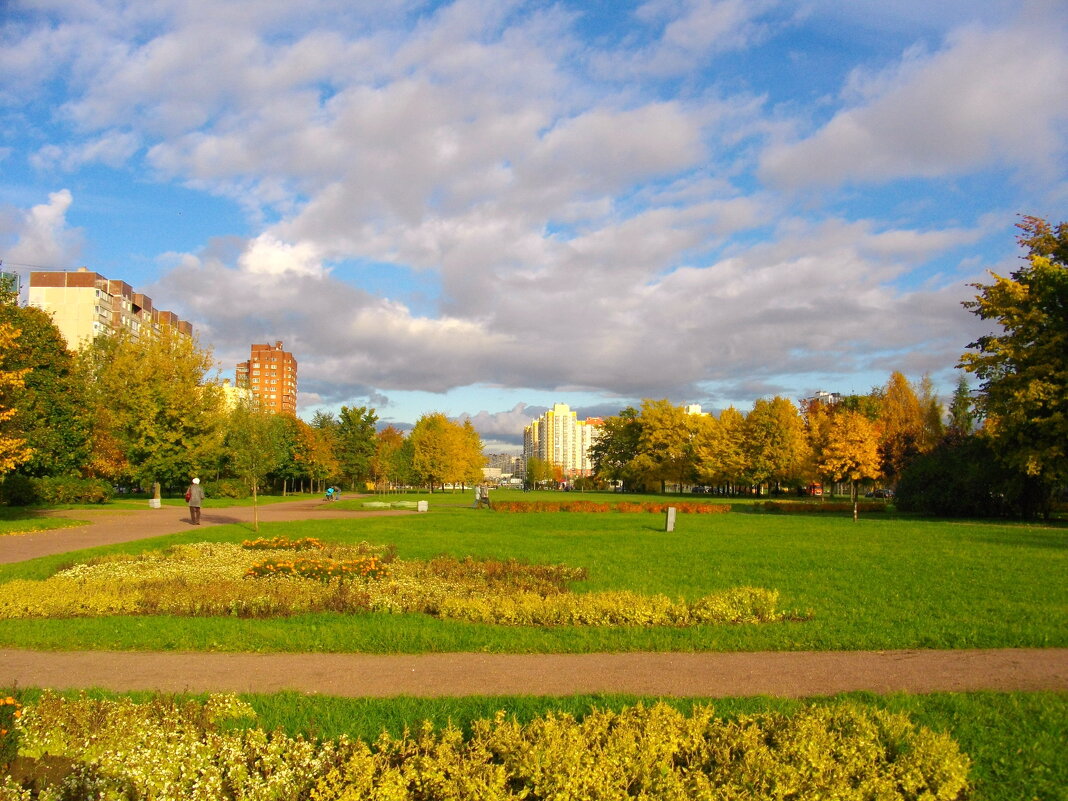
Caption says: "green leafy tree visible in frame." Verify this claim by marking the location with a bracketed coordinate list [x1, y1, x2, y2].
[226, 399, 284, 531]
[960, 215, 1068, 508]
[589, 407, 643, 491]
[0, 292, 91, 476]
[77, 328, 226, 489]
[335, 405, 379, 490]
[524, 456, 554, 489]
[947, 375, 975, 437]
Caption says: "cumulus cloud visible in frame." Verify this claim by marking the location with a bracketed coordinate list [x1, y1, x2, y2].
[0, 190, 83, 273]
[761, 13, 1068, 187]
[3, 0, 1042, 427]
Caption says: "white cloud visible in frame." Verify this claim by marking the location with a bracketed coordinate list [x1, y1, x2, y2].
[0, 190, 83, 270]
[761, 14, 1068, 187]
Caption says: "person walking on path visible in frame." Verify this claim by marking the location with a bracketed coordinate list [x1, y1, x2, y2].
[185, 477, 204, 525]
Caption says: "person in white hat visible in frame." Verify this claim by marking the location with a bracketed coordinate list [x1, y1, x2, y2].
[185, 477, 205, 525]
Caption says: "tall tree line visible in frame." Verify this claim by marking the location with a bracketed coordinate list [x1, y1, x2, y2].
[0, 289, 484, 498]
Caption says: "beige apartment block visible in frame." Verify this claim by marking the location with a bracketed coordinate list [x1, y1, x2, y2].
[28, 267, 193, 349]
[523, 402, 603, 478]
[235, 341, 298, 415]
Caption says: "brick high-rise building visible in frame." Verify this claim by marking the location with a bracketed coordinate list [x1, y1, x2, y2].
[28, 267, 193, 349]
[235, 341, 298, 415]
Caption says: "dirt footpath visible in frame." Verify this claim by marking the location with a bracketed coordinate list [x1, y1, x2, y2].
[2, 648, 1065, 698]
[0, 498, 411, 564]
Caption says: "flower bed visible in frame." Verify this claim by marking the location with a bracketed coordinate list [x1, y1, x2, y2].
[4, 692, 971, 801]
[493, 500, 731, 514]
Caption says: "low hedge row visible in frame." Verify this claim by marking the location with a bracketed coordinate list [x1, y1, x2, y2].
[492, 500, 731, 514]
[762, 501, 887, 514]
[0, 475, 112, 506]
[4, 693, 970, 801]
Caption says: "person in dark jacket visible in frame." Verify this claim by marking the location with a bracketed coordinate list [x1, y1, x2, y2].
[186, 477, 205, 525]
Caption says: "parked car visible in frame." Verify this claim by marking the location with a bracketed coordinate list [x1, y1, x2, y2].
[865, 488, 895, 499]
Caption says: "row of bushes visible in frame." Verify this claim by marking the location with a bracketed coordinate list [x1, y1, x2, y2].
[762, 501, 887, 514]
[0, 475, 113, 506]
[492, 500, 732, 514]
[4, 692, 971, 801]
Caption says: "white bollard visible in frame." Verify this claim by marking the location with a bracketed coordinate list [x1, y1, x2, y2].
[665, 506, 676, 532]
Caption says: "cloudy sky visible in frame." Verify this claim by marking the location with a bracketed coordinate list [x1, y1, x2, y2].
[2, 0, 1066, 452]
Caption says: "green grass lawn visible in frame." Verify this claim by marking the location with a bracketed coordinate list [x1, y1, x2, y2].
[0, 507, 89, 537]
[0, 497, 1063, 653]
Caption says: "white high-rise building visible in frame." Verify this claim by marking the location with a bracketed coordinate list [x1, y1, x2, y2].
[523, 403, 603, 477]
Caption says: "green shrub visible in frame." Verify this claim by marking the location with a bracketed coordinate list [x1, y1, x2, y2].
[0, 475, 38, 506]
[202, 478, 248, 499]
[22, 476, 112, 505]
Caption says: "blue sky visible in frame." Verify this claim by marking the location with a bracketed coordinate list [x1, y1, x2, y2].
[2, 0, 1066, 452]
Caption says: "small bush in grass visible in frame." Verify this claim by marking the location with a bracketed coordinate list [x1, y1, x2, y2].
[5, 692, 971, 801]
[202, 478, 248, 499]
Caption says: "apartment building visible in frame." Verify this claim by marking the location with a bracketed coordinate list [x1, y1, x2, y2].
[523, 403, 603, 477]
[28, 267, 193, 349]
[235, 341, 298, 415]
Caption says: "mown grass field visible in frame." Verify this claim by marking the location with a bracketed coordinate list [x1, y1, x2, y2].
[0, 491, 1063, 653]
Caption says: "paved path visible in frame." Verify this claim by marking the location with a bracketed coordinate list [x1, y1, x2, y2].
[0, 498, 411, 564]
[2, 648, 1066, 698]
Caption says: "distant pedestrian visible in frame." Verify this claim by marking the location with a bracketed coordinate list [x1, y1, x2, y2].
[481, 484, 491, 510]
[186, 477, 204, 525]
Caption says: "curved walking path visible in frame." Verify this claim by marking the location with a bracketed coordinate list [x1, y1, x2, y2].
[1, 499, 1065, 698]
[0, 497, 412, 564]
[2, 648, 1066, 698]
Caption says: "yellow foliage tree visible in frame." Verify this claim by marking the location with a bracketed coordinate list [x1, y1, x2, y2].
[818, 410, 882, 520]
[0, 324, 32, 474]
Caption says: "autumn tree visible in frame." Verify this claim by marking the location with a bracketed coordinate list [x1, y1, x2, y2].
[631, 399, 695, 493]
[409, 412, 475, 491]
[294, 418, 340, 492]
[371, 425, 407, 491]
[743, 396, 811, 494]
[960, 215, 1068, 510]
[0, 293, 91, 476]
[817, 409, 882, 519]
[77, 328, 226, 489]
[0, 324, 32, 474]
[877, 372, 925, 484]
